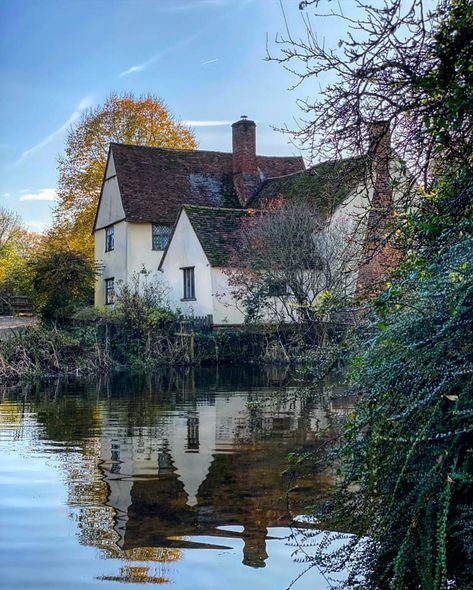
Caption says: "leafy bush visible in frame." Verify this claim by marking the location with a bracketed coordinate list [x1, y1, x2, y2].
[301, 218, 473, 589]
[29, 249, 98, 321]
[0, 324, 110, 380]
[106, 272, 179, 368]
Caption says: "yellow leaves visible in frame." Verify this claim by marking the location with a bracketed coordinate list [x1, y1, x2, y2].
[449, 271, 463, 283]
[52, 92, 198, 259]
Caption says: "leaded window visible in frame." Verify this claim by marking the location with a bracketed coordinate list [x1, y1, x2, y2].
[152, 224, 172, 250]
[105, 225, 114, 252]
[105, 277, 115, 305]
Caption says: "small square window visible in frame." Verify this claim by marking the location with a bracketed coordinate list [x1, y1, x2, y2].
[152, 224, 172, 250]
[105, 225, 114, 252]
[182, 267, 195, 300]
[105, 278, 115, 305]
[268, 280, 289, 297]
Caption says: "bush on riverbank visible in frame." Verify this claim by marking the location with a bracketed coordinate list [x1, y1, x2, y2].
[0, 319, 324, 380]
[298, 174, 473, 589]
[0, 324, 110, 379]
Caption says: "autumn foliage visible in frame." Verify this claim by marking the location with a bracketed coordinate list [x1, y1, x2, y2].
[49, 93, 197, 258]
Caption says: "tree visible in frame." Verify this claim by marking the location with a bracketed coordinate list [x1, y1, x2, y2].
[51, 93, 197, 258]
[0, 207, 39, 295]
[0, 206, 22, 251]
[226, 199, 358, 337]
[29, 249, 99, 320]
[273, 1, 473, 588]
[271, 0, 472, 187]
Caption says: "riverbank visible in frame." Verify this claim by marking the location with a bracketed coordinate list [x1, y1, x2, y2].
[0, 315, 38, 340]
[0, 320, 337, 382]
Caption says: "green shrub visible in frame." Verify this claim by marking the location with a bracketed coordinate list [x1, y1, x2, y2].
[302, 219, 473, 590]
[29, 249, 99, 321]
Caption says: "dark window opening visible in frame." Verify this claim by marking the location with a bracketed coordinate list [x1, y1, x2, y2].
[268, 280, 289, 297]
[105, 278, 115, 305]
[182, 267, 195, 300]
[186, 413, 199, 451]
[152, 224, 172, 250]
[105, 225, 114, 252]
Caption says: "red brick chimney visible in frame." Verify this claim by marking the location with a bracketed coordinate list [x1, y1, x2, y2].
[232, 116, 261, 207]
[366, 121, 393, 229]
[356, 121, 395, 295]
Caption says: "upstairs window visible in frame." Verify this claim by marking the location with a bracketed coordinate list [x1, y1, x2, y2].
[105, 225, 114, 252]
[182, 267, 195, 300]
[105, 278, 115, 305]
[152, 224, 172, 250]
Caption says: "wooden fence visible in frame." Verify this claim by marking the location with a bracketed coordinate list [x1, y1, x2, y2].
[0, 295, 34, 316]
[180, 314, 214, 332]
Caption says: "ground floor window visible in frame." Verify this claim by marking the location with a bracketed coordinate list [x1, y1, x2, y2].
[267, 279, 289, 297]
[182, 267, 195, 300]
[105, 277, 115, 305]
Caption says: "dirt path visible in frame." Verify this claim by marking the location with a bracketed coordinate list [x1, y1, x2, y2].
[0, 316, 38, 340]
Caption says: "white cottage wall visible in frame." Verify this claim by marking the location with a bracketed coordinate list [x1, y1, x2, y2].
[127, 222, 165, 277]
[95, 220, 128, 306]
[160, 211, 214, 318]
[95, 154, 125, 229]
[211, 268, 245, 325]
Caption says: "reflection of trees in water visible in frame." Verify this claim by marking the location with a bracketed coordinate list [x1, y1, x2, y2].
[97, 565, 170, 584]
[0, 367, 351, 572]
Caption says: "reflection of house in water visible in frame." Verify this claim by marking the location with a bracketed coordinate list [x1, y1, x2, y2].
[96, 384, 345, 568]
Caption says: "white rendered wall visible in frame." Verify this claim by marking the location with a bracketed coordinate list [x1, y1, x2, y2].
[95, 154, 125, 229]
[94, 220, 128, 306]
[126, 223, 165, 277]
[160, 211, 214, 318]
[211, 268, 245, 325]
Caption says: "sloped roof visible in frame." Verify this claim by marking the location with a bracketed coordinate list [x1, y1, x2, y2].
[183, 205, 253, 267]
[251, 156, 367, 215]
[103, 143, 303, 229]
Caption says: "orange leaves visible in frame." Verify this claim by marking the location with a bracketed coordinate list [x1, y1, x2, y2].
[53, 92, 197, 259]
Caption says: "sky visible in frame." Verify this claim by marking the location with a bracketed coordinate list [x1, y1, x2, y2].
[0, 0, 358, 232]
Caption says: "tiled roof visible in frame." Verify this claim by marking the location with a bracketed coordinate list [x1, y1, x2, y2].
[183, 205, 254, 267]
[99, 143, 304, 229]
[251, 156, 367, 215]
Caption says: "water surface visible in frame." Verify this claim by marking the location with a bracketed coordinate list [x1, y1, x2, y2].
[0, 366, 351, 589]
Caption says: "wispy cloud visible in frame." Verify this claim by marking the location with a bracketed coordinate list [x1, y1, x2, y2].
[14, 96, 94, 166]
[183, 120, 232, 127]
[119, 32, 201, 77]
[119, 55, 159, 77]
[153, 0, 234, 13]
[19, 188, 58, 202]
[201, 58, 219, 66]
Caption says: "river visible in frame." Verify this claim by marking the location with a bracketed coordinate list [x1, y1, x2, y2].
[0, 366, 352, 589]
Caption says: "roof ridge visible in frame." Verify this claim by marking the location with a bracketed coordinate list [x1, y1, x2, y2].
[110, 142, 233, 157]
[183, 204, 251, 213]
[110, 142, 305, 161]
[258, 154, 304, 161]
[263, 154, 365, 180]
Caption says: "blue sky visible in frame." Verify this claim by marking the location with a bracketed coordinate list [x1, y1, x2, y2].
[0, 0, 354, 232]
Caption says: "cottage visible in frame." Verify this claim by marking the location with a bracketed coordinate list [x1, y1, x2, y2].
[158, 205, 252, 325]
[94, 117, 399, 323]
[93, 117, 303, 308]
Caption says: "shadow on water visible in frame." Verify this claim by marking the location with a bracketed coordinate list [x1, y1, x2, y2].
[0, 365, 354, 587]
